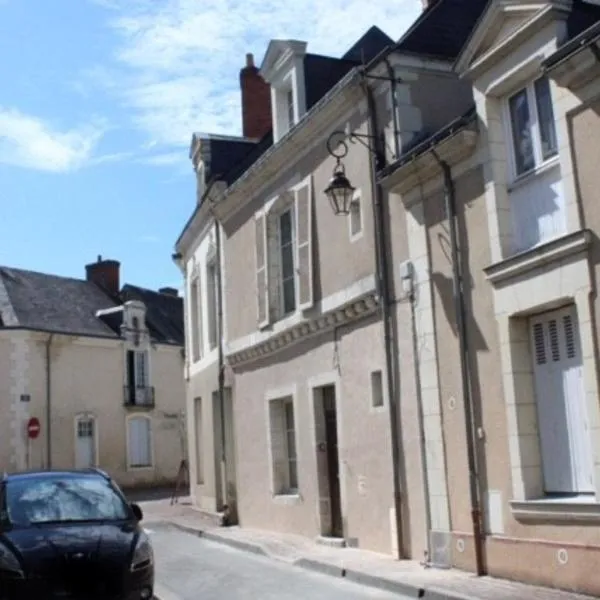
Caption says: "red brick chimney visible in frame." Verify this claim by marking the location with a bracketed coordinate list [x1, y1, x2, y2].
[240, 53, 272, 139]
[85, 255, 120, 296]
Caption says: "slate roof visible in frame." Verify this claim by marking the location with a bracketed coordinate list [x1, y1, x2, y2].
[544, 0, 600, 68]
[121, 284, 184, 346]
[395, 0, 490, 61]
[0, 266, 184, 346]
[196, 25, 394, 198]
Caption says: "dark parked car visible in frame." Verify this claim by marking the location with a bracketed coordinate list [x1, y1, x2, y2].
[0, 468, 154, 600]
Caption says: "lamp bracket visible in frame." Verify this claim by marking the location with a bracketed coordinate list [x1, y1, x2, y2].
[326, 130, 379, 160]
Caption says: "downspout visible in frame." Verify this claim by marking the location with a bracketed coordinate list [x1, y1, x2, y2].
[409, 287, 433, 566]
[431, 150, 485, 576]
[214, 218, 229, 524]
[45, 334, 54, 470]
[362, 75, 404, 559]
[382, 57, 401, 161]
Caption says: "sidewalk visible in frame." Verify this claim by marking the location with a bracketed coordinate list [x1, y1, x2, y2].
[144, 499, 597, 600]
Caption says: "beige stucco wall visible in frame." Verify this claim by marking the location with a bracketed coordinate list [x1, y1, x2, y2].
[0, 330, 185, 490]
[232, 315, 397, 554]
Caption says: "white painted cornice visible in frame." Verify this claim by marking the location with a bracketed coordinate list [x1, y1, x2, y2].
[456, 1, 572, 80]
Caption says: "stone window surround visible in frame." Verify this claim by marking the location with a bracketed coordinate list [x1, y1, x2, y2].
[470, 12, 600, 521]
[475, 51, 581, 266]
[265, 383, 301, 504]
[125, 414, 154, 471]
[74, 412, 99, 469]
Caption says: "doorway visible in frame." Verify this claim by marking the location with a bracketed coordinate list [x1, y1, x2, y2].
[314, 384, 343, 538]
[75, 416, 96, 468]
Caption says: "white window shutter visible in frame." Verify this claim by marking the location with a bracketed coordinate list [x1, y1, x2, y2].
[129, 417, 151, 468]
[295, 176, 314, 310]
[255, 212, 270, 328]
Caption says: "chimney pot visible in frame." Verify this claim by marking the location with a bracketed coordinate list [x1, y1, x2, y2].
[246, 53, 254, 67]
[85, 257, 120, 296]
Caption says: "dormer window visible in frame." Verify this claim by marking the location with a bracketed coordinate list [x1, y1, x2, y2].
[286, 89, 295, 130]
[259, 39, 307, 144]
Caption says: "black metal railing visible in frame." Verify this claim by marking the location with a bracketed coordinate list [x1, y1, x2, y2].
[123, 385, 155, 408]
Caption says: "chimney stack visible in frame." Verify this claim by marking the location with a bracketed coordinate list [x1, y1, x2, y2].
[85, 255, 120, 296]
[158, 287, 179, 297]
[240, 52, 272, 139]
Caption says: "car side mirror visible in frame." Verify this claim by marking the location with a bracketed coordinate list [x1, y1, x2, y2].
[130, 503, 143, 522]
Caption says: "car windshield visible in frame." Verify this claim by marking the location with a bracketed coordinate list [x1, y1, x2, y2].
[4, 475, 130, 526]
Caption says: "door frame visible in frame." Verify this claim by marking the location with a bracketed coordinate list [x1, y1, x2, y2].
[73, 413, 99, 469]
[308, 371, 346, 538]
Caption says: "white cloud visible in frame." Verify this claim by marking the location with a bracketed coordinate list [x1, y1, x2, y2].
[89, 0, 421, 151]
[0, 108, 106, 172]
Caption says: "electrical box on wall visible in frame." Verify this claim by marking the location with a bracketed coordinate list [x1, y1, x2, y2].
[399, 260, 413, 281]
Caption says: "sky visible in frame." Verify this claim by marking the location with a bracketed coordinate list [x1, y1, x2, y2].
[0, 0, 422, 292]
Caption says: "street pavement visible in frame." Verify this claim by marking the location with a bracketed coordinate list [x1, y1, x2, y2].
[147, 523, 412, 600]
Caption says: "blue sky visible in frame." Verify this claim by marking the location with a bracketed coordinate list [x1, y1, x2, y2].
[0, 0, 421, 292]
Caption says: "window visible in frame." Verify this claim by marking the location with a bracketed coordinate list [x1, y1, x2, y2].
[127, 416, 152, 468]
[268, 396, 298, 495]
[125, 350, 152, 406]
[286, 89, 295, 130]
[371, 370, 384, 408]
[206, 260, 218, 351]
[190, 276, 202, 362]
[255, 177, 314, 327]
[131, 316, 140, 346]
[507, 76, 557, 178]
[349, 193, 362, 240]
[279, 209, 296, 315]
[5, 474, 129, 526]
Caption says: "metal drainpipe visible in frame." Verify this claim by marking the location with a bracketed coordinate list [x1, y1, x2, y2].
[382, 57, 401, 161]
[409, 288, 433, 566]
[362, 75, 404, 559]
[431, 150, 485, 576]
[45, 334, 54, 470]
[214, 219, 229, 521]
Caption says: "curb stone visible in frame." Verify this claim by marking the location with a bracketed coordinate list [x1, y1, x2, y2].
[160, 519, 440, 598]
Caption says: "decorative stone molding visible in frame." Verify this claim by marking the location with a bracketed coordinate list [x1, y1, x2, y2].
[227, 292, 379, 367]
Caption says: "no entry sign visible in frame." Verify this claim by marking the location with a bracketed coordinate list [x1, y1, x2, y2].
[27, 417, 41, 440]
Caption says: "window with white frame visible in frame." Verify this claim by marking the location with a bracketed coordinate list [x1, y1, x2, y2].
[255, 176, 314, 327]
[278, 208, 296, 316]
[127, 416, 152, 468]
[190, 275, 202, 362]
[507, 76, 558, 178]
[268, 396, 298, 495]
[286, 89, 295, 130]
[349, 192, 363, 240]
[206, 259, 218, 351]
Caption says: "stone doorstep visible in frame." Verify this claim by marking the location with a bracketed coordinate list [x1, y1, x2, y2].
[155, 518, 597, 600]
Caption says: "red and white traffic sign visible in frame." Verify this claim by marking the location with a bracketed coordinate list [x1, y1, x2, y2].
[26, 417, 41, 440]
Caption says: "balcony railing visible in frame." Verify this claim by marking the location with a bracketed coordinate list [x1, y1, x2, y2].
[123, 385, 155, 409]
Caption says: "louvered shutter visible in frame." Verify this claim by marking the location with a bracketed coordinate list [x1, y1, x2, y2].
[294, 176, 314, 310]
[255, 212, 270, 328]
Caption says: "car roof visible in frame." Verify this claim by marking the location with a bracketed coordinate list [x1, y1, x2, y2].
[2, 469, 109, 483]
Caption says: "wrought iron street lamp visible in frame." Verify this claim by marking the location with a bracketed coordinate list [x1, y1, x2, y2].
[324, 135, 356, 216]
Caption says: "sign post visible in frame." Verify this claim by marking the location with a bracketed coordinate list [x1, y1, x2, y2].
[25, 417, 41, 470]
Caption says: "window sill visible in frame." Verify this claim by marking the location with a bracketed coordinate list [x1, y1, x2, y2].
[484, 228, 591, 286]
[127, 465, 154, 472]
[272, 493, 302, 506]
[511, 497, 600, 522]
[507, 156, 559, 193]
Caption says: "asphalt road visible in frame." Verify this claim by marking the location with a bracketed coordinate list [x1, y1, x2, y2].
[148, 524, 411, 600]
